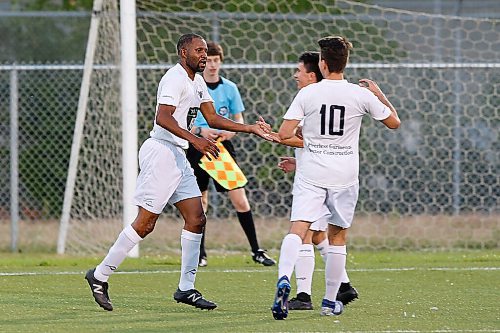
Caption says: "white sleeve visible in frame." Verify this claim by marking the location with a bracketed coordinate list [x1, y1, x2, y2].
[157, 76, 183, 107]
[283, 90, 305, 121]
[364, 91, 392, 121]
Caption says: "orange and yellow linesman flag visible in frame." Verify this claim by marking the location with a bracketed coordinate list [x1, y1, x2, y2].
[199, 140, 248, 190]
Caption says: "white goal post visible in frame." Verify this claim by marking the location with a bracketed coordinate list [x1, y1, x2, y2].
[57, 0, 139, 256]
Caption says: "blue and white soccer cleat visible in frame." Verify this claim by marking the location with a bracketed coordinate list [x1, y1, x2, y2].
[320, 298, 344, 316]
[271, 275, 291, 320]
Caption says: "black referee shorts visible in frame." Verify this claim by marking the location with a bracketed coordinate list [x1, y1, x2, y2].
[186, 140, 244, 193]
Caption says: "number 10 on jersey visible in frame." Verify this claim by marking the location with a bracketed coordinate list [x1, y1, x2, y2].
[320, 104, 345, 136]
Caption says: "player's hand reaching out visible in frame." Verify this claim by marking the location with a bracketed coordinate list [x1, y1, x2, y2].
[217, 130, 236, 142]
[359, 79, 385, 99]
[192, 136, 220, 160]
[200, 128, 220, 140]
[256, 115, 272, 133]
[251, 116, 273, 141]
[278, 157, 296, 173]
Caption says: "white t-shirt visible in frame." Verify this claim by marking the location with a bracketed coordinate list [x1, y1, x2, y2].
[284, 79, 391, 188]
[150, 63, 213, 149]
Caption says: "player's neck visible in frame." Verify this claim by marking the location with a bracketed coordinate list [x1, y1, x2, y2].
[324, 72, 344, 81]
[203, 72, 220, 83]
[180, 62, 196, 80]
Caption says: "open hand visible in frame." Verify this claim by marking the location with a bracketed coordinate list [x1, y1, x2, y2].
[278, 156, 296, 173]
[217, 130, 236, 142]
[255, 115, 272, 134]
[200, 128, 220, 140]
[359, 78, 384, 98]
[192, 137, 220, 160]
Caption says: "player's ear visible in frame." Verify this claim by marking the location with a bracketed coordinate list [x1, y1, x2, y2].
[180, 47, 187, 59]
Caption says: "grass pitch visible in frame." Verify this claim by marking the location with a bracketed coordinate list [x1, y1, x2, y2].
[0, 250, 499, 333]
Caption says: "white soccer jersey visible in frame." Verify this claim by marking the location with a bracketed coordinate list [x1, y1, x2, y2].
[284, 79, 391, 188]
[150, 63, 213, 149]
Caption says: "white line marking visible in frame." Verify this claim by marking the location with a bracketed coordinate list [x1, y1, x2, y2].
[341, 331, 500, 333]
[0, 266, 498, 277]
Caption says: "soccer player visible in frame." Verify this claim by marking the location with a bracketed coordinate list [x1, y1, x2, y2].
[84, 33, 272, 312]
[186, 41, 275, 267]
[277, 52, 358, 311]
[271, 36, 400, 320]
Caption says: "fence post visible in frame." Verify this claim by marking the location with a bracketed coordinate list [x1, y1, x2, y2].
[452, 2, 463, 215]
[10, 67, 19, 252]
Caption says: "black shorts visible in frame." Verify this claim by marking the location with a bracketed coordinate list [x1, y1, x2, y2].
[186, 140, 244, 193]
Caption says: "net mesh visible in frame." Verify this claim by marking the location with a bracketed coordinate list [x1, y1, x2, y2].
[62, 0, 499, 254]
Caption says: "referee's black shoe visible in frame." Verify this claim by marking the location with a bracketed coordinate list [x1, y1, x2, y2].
[252, 249, 276, 266]
[173, 288, 217, 310]
[85, 268, 113, 311]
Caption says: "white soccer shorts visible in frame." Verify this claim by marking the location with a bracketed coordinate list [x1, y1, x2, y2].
[310, 214, 329, 232]
[133, 138, 201, 214]
[290, 177, 359, 229]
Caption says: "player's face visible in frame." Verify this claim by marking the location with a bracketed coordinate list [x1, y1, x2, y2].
[294, 62, 315, 89]
[185, 38, 208, 73]
[205, 55, 222, 76]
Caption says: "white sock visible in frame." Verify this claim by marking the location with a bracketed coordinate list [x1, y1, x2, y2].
[315, 238, 329, 263]
[295, 244, 315, 295]
[94, 225, 143, 282]
[278, 233, 302, 280]
[178, 229, 202, 291]
[341, 268, 350, 283]
[324, 245, 347, 301]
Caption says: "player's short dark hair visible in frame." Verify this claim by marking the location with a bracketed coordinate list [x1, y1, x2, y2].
[298, 51, 323, 82]
[318, 36, 352, 73]
[177, 33, 205, 54]
[207, 41, 224, 61]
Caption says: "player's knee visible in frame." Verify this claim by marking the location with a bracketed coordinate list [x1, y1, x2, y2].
[312, 231, 327, 245]
[231, 197, 250, 211]
[132, 217, 157, 238]
[186, 211, 207, 229]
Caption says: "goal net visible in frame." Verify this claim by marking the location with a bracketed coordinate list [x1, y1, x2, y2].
[58, 0, 499, 255]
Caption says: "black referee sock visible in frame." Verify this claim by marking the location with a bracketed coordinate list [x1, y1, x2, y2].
[237, 210, 260, 253]
[199, 229, 207, 259]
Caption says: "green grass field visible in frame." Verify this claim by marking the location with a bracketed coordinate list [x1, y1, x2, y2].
[0, 250, 499, 333]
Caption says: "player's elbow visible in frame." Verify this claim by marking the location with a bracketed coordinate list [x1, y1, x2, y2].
[382, 116, 401, 129]
[388, 118, 401, 129]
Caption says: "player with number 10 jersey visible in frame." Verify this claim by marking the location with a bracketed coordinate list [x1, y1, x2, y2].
[284, 75, 392, 188]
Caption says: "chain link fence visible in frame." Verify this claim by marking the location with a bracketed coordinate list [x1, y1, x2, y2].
[1, 0, 499, 253]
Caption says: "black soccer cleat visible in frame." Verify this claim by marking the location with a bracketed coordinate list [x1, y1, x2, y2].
[198, 256, 208, 267]
[173, 288, 217, 310]
[336, 282, 359, 305]
[85, 268, 113, 311]
[252, 249, 276, 266]
[288, 292, 313, 310]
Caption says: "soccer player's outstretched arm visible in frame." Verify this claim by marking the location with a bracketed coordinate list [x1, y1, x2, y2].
[200, 101, 272, 140]
[156, 104, 220, 158]
[359, 78, 401, 129]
